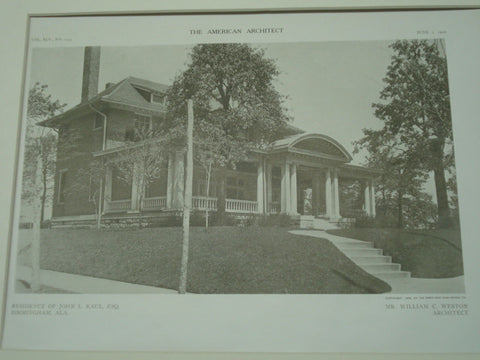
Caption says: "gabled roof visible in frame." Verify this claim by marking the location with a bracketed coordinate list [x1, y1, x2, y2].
[39, 76, 169, 128]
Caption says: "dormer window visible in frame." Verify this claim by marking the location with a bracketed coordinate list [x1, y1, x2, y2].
[151, 93, 166, 104]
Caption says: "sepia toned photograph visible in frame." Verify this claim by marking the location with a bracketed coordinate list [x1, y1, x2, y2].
[14, 39, 464, 295]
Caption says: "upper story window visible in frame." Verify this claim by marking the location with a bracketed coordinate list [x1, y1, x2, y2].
[126, 113, 152, 141]
[93, 113, 103, 130]
[134, 114, 152, 133]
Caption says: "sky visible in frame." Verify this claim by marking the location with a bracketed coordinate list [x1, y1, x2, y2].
[28, 41, 395, 165]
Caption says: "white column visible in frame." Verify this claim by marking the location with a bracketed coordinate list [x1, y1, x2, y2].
[333, 168, 340, 218]
[104, 165, 112, 211]
[281, 160, 291, 214]
[370, 179, 376, 217]
[325, 169, 332, 218]
[312, 171, 321, 216]
[290, 163, 298, 215]
[130, 162, 142, 212]
[173, 151, 184, 208]
[266, 164, 272, 213]
[257, 161, 264, 214]
[363, 180, 371, 216]
[166, 153, 173, 208]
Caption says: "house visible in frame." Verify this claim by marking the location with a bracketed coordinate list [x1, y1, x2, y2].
[39, 47, 379, 227]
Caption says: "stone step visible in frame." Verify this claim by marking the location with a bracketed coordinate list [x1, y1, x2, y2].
[341, 248, 383, 256]
[336, 241, 374, 249]
[360, 263, 401, 272]
[350, 255, 392, 264]
[371, 271, 411, 280]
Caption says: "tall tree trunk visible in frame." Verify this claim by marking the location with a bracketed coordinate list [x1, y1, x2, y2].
[434, 165, 451, 228]
[431, 140, 451, 228]
[216, 168, 226, 223]
[397, 191, 403, 228]
[40, 153, 48, 224]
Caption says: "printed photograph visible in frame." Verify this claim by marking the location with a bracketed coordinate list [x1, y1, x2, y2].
[15, 40, 464, 294]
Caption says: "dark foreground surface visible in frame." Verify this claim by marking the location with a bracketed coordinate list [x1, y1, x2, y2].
[17, 226, 390, 294]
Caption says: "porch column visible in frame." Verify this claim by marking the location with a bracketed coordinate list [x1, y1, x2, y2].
[130, 162, 142, 212]
[172, 151, 185, 208]
[312, 171, 321, 216]
[325, 169, 332, 218]
[363, 180, 371, 216]
[332, 168, 340, 218]
[103, 165, 112, 213]
[166, 153, 174, 208]
[281, 160, 291, 214]
[266, 164, 273, 213]
[257, 161, 264, 214]
[290, 163, 298, 215]
[370, 179, 376, 217]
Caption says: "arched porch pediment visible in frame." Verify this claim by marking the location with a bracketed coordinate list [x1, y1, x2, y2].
[268, 133, 353, 162]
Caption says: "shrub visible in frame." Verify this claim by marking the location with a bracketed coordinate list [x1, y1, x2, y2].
[258, 213, 292, 227]
[354, 214, 397, 229]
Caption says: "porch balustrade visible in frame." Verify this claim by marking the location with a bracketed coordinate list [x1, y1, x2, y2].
[268, 202, 280, 213]
[192, 196, 217, 210]
[191, 196, 259, 213]
[142, 196, 167, 210]
[104, 199, 131, 212]
[225, 199, 258, 213]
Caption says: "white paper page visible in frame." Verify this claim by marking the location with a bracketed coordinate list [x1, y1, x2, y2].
[2, 10, 480, 353]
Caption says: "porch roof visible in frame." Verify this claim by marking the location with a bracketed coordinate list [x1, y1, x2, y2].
[267, 132, 353, 162]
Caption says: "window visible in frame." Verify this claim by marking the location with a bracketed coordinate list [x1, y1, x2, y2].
[88, 175, 99, 202]
[93, 113, 103, 130]
[196, 179, 216, 197]
[226, 175, 255, 200]
[58, 170, 68, 204]
[125, 114, 152, 141]
[111, 166, 132, 201]
[134, 114, 151, 133]
[151, 93, 165, 104]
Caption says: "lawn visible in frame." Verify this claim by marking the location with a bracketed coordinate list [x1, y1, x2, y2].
[328, 228, 463, 278]
[17, 226, 391, 294]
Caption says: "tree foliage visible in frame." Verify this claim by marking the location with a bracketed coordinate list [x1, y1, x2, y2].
[109, 127, 169, 215]
[357, 39, 455, 228]
[23, 83, 66, 223]
[166, 44, 291, 217]
[167, 43, 291, 146]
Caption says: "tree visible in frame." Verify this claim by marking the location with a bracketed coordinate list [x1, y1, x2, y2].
[22, 83, 65, 291]
[370, 39, 454, 228]
[167, 43, 291, 218]
[354, 128, 430, 228]
[23, 83, 66, 223]
[109, 126, 168, 223]
[193, 119, 247, 230]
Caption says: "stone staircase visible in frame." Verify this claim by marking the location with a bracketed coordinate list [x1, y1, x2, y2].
[293, 223, 411, 282]
[332, 239, 410, 281]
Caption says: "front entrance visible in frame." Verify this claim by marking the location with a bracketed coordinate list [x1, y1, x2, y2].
[297, 167, 326, 216]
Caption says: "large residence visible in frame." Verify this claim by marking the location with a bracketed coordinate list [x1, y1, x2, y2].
[39, 47, 379, 227]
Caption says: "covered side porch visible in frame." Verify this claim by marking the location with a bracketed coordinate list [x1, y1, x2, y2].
[99, 133, 380, 220]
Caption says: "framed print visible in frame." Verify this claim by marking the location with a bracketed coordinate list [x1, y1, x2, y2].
[1, 3, 480, 357]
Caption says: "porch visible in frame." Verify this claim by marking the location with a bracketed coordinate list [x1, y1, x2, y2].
[98, 133, 380, 219]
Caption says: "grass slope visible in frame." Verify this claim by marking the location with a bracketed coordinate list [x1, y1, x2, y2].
[17, 227, 390, 294]
[328, 228, 463, 278]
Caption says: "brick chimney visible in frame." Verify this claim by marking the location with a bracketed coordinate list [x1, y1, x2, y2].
[81, 46, 101, 103]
